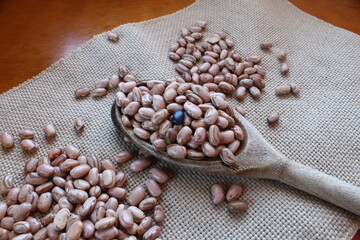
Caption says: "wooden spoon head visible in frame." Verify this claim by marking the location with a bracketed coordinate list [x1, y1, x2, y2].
[111, 100, 280, 178]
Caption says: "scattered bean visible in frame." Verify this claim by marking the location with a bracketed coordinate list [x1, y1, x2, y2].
[278, 50, 287, 60]
[290, 83, 300, 95]
[130, 158, 152, 172]
[226, 184, 244, 202]
[276, 85, 292, 95]
[267, 112, 280, 124]
[74, 118, 85, 132]
[260, 41, 272, 49]
[75, 87, 91, 98]
[0, 132, 14, 149]
[211, 184, 225, 205]
[227, 201, 249, 212]
[107, 31, 119, 41]
[43, 124, 56, 139]
[19, 129, 35, 139]
[280, 63, 289, 74]
[20, 139, 38, 152]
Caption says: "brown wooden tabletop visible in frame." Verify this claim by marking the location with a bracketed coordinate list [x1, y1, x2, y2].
[0, 0, 359, 238]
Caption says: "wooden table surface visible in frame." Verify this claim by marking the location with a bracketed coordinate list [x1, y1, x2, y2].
[0, 0, 359, 238]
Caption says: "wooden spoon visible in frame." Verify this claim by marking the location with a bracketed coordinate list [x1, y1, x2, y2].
[111, 102, 360, 215]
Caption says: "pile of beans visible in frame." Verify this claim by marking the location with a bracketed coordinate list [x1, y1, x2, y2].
[0, 145, 168, 240]
[169, 21, 267, 100]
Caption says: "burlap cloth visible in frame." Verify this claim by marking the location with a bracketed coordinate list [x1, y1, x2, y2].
[0, 0, 359, 239]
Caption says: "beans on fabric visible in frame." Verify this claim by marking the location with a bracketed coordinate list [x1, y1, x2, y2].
[0, 144, 169, 239]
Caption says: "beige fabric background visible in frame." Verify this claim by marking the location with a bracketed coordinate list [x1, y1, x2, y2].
[0, 0, 359, 239]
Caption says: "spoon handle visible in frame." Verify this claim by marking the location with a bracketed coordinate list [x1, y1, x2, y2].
[277, 159, 360, 215]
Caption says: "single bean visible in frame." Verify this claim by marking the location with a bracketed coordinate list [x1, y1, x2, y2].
[276, 85, 291, 95]
[290, 83, 300, 94]
[249, 86, 261, 98]
[201, 142, 217, 158]
[208, 125, 220, 146]
[51, 153, 67, 167]
[25, 216, 41, 235]
[82, 220, 95, 239]
[0, 203, 7, 221]
[228, 201, 249, 212]
[67, 189, 88, 204]
[148, 168, 169, 184]
[267, 112, 280, 123]
[73, 179, 90, 190]
[280, 63, 289, 74]
[139, 197, 157, 211]
[1, 175, 14, 195]
[0, 132, 14, 149]
[1, 217, 14, 230]
[219, 148, 236, 166]
[114, 172, 127, 187]
[37, 164, 54, 178]
[64, 145, 80, 159]
[74, 88, 91, 98]
[235, 106, 246, 116]
[74, 118, 85, 132]
[204, 107, 218, 125]
[70, 164, 91, 179]
[100, 170, 116, 189]
[13, 233, 33, 240]
[245, 55, 261, 63]
[18, 184, 34, 203]
[37, 192, 52, 213]
[166, 144, 186, 159]
[24, 158, 38, 174]
[145, 179, 162, 198]
[95, 217, 116, 230]
[278, 50, 287, 60]
[66, 220, 83, 240]
[154, 205, 165, 223]
[107, 31, 119, 41]
[143, 225, 161, 240]
[260, 41, 272, 49]
[211, 184, 225, 205]
[226, 184, 244, 202]
[33, 227, 47, 240]
[219, 130, 235, 145]
[42, 123, 56, 139]
[133, 128, 151, 140]
[20, 139, 38, 152]
[13, 202, 32, 221]
[236, 86, 247, 100]
[119, 210, 134, 229]
[13, 221, 30, 234]
[107, 187, 127, 200]
[128, 206, 145, 223]
[130, 159, 152, 172]
[25, 173, 48, 185]
[6, 187, 19, 205]
[128, 186, 145, 206]
[57, 197, 74, 212]
[92, 88, 108, 97]
[59, 159, 80, 172]
[19, 129, 35, 139]
[53, 208, 70, 231]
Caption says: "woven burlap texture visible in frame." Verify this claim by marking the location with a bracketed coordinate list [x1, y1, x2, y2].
[0, 0, 359, 239]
